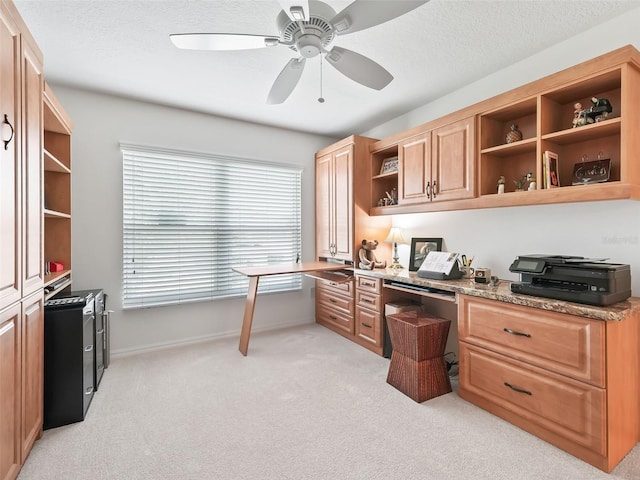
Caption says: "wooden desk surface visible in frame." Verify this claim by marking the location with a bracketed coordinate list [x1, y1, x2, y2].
[233, 261, 349, 278]
[233, 261, 351, 355]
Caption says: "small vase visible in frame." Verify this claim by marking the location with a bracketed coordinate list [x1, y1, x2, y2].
[506, 124, 523, 144]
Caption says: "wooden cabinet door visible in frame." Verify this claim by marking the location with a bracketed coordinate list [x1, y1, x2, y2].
[0, 303, 21, 480]
[21, 39, 43, 297]
[398, 132, 430, 204]
[20, 292, 43, 462]
[315, 153, 333, 260]
[431, 117, 475, 202]
[0, 7, 21, 311]
[332, 146, 353, 262]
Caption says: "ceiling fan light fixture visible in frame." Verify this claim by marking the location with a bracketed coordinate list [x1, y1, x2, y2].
[289, 6, 306, 21]
[332, 17, 350, 33]
[264, 37, 280, 47]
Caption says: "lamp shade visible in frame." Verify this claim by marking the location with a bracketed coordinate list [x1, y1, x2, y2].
[385, 227, 409, 245]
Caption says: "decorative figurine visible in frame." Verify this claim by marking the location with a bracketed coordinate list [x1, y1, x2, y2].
[585, 97, 612, 123]
[572, 102, 585, 128]
[573, 97, 612, 128]
[497, 175, 505, 194]
[505, 124, 523, 144]
[527, 172, 536, 191]
[358, 239, 387, 270]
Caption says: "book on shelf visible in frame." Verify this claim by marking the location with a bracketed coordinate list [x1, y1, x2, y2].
[543, 151, 559, 188]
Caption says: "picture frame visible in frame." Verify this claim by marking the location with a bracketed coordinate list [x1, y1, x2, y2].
[379, 156, 399, 175]
[543, 150, 559, 188]
[409, 237, 443, 272]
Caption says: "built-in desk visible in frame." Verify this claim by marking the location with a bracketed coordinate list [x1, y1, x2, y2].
[355, 268, 640, 322]
[355, 268, 640, 473]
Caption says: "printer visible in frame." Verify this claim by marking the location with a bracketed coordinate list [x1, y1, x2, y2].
[509, 254, 631, 306]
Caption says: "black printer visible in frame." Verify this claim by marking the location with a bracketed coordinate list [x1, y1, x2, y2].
[509, 254, 631, 306]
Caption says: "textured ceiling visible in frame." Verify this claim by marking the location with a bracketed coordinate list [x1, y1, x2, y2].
[14, 0, 640, 137]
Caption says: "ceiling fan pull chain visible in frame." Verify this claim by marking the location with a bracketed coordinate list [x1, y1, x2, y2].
[318, 56, 325, 103]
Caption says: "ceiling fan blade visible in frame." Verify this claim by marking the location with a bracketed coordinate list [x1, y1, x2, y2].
[325, 47, 393, 90]
[278, 1, 310, 21]
[170, 33, 279, 51]
[331, 0, 429, 35]
[267, 58, 307, 104]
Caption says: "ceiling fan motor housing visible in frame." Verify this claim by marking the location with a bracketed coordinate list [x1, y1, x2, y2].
[277, 0, 337, 57]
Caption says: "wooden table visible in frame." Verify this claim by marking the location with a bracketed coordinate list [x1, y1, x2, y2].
[232, 261, 350, 356]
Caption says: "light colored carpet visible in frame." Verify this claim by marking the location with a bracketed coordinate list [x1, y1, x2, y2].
[18, 323, 640, 479]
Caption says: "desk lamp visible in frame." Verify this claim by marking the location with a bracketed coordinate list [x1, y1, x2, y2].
[385, 227, 409, 269]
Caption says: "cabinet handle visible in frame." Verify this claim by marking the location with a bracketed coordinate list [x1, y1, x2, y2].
[84, 345, 94, 352]
[329, 315, 337, 320]
[85, 387, 94, 395]
[432, 180, 437, 199]
[362, 298, 374, 304]
[362, 323, 372, 329]
[361, 281, 375, 287]
[504, 382, 532, 396]
[96, 328, 104, 334]
[329, 298, 337, 303]
[503, 327, 531, 338]
[2, 114, 14, 150]
[425, 181, 431, 199]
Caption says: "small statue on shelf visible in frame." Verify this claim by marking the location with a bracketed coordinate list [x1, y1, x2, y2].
[526, 172, 536, 191]
[497, 175, 505, 194]
[505, 124, 523, 144]
[585, 97, 613, 123]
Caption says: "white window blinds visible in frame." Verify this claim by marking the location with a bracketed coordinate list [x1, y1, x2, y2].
[121, 144, 302, 309]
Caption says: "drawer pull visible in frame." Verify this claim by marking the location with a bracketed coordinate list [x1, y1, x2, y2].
[504, 382, 532, 396]
[85, 386, 94, 395]
[362, 281, 375, 287]
[329, 298, 337, 303]
[329, 315, 337, 320]
[503, 327, 531, 338]
[362, 298, 374, 304]
[84, 345, 94, 352]
[362, 323, 372, 329]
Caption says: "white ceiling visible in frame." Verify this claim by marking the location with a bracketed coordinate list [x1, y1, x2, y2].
[14, 0, 640, 138]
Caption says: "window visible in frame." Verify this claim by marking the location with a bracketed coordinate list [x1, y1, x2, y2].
[121, 144, 302, 309]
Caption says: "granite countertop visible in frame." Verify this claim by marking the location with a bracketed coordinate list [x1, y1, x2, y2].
[353, 268, 640, 322]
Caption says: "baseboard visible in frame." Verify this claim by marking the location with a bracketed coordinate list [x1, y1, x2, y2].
[110, 318, 314, 359]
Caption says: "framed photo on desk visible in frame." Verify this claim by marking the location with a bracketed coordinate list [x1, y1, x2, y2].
[409, 237, 443, 271]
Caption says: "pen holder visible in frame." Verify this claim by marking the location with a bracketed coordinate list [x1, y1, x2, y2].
[461, 266, 475, 279]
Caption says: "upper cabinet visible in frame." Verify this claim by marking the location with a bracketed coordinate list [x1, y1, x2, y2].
[316, 135, 391, 264]
[43, 82, 72, 299]
[370, 45, 640, 215]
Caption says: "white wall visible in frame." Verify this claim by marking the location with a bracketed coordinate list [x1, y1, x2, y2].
[51, 85, 338, 356]
[54, 6, 640, 356]
[363, 7, 640, 293]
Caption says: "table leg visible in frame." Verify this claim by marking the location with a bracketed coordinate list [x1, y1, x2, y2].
[238, 276, 259, 356]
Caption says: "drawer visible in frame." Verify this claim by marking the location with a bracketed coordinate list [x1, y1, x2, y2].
[459, 343, 606, 455]
[317, 288, 354, 316]
[355, 290, 382, 312]
[317, 278, 353, 297]
[458, 295, 604, 387]
[356, 275, 381, 294]
[317, 304, 354, 334]
[355, 306, 381, 345]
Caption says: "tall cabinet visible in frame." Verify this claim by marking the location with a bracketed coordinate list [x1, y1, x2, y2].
[0, 1, 44, 480]
[314, 135, 392, 354]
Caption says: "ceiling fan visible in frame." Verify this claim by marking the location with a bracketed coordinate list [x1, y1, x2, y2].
[170, 0, 429, 104]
